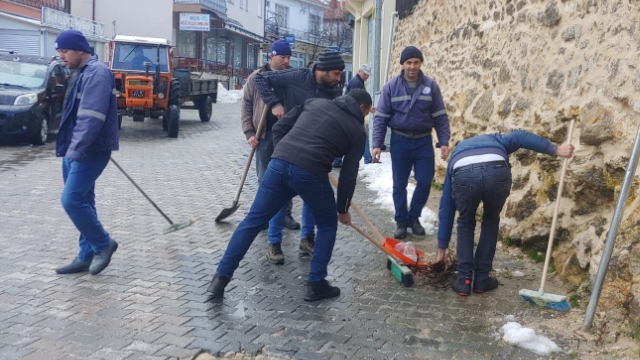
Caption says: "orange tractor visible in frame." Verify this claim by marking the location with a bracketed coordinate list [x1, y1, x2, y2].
[108, 35, 217, 138]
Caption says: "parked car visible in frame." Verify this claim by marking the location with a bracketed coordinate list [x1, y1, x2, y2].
[0, 52, 69, 145]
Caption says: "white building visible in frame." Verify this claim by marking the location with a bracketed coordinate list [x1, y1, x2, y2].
[265, 0, 329, 68]
[0, 0, 108, 59]
[70, 0, 174, 41]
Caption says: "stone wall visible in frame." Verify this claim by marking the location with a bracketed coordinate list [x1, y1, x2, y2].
[390, 0, 640, 323]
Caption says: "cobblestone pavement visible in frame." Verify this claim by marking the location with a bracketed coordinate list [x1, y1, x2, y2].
[0, 103, 614, 360]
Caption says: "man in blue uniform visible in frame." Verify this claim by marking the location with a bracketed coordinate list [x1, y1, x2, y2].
[371, 46, 451, 239]
[53, 30, 120, 276]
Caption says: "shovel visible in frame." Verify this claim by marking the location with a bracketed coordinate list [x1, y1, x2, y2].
[215, 105, 269, 222]
[109, 157, 195, 234]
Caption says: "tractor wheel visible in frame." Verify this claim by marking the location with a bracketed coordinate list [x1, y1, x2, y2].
[198, 95, 212, 122]
[169, 78, 180, 106]
[167, 105, 180, 138]
[162, 111, 169, 131]
[118, 115, 123, 130]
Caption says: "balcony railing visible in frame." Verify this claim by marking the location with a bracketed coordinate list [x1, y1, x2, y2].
[266, 23, 325, 46]
[173, 0, 226, 14]
[7, 0, 66, 11]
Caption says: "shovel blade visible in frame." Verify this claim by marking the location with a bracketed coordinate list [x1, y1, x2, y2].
[215, 204, 240, 223]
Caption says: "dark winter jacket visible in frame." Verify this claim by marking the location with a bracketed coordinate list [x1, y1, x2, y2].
[345, 73, 365, 93]
[372, 70, 450, 148]
[437, 131, 558, 248]
[254, 65, 342, 112]
[56, 58, 119, 160]
[272, 95, 366, 214]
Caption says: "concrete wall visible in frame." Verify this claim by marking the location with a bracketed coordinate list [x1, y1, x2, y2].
[70, 0, 93, 20]
[92, 0, 173, 41]
[393, 0, 640, 325]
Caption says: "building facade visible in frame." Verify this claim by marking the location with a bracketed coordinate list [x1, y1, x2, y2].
[0, 0, 108, 59]
[264, 0, 329, 68]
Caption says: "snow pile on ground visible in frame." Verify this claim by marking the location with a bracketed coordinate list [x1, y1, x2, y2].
[358, 152, 438, 235]
[500, 322, 561, 355]
[217, 83, 244, 104]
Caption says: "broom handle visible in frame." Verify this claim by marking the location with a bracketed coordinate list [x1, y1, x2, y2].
[349, 223, 399, 261]
[232, 105, 269, 204]
[540, 119, 575, 293]
[327, 174, 386, 242]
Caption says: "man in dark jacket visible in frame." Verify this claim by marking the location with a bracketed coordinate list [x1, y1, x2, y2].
[371, 46, 451, 239]
[53, 30, 119, 276]
[436, 130, 574, 296]
[253, 48, 345, 256]
[207, 89, 371, 302]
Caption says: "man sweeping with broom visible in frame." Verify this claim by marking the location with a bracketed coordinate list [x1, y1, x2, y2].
[436, 130, 574, 296]
[207, 89, 372, 302]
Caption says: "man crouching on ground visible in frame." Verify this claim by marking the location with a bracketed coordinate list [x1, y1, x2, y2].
[207, 89, 372, 302]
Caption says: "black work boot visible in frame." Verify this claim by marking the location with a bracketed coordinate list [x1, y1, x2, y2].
[207, 273, 230, 300]
[451, 276, 472, 296]
[266, 243, 285, 265]
[473, 277, 500, 293]
[304, 279, 341, 301]
[89, 239, 118, 275]
[299, 233, 315, 256]
[284, 215, 300, 230]
[408, 217, 426, 236]
[394, 221, 408, 239]
[55, 257, 91, 274]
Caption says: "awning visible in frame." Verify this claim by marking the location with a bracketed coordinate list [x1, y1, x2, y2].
[224, 23, 266, 43]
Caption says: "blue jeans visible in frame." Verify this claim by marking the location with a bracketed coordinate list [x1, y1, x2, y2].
[452, 162, 511, 280]
[389, 133, 435, 223]
[256, 130, 312, 244]
[217, 158, 338, 282]
[61, 151, 112, 262]
[363, 132, 372, 164]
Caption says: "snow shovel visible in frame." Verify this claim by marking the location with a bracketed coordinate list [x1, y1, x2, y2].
[109, 157, 195, 234]
[215, 105, 269, 222]
[519, 119, 575, 311]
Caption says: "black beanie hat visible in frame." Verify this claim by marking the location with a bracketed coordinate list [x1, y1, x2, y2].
[400, 46, 424, 64]
[316, 49, 345, 71]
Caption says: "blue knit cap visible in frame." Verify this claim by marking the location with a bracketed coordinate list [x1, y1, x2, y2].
[55, 30, 92, 53]
[270, 40, 292, 56]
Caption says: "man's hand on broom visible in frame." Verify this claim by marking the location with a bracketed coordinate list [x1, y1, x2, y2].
[555, 143, 575, 158]
[338, 212, 351, 225]
[433, 248, 447, 264]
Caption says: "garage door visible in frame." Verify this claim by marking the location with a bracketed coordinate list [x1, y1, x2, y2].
[0, 29, 40, 55]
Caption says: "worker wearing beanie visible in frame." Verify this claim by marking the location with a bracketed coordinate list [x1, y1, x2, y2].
[241, 39, 309, 264]
[53, 30, 120, 276]
[371, 45, 451, 239]
[252, 48, 345, 261]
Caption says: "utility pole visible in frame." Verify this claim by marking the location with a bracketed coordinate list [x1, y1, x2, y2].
[369, 0, 382, 144]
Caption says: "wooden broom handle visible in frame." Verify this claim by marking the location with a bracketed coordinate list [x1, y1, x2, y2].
[327, 173, 386, 242]
[540, 119, 575, 292]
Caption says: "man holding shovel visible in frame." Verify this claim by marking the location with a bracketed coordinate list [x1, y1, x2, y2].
[242, 40, 306, 264]
[253, 49, 345, 264]
[436, 130, 574, 296]
[207, 89, 372, 302]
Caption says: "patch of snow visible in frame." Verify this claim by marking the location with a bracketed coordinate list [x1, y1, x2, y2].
[500, 322, 560, 356]
[216, 83, 244, 104]
[358, 152, 438, 235]
[512, 270, 525, 277]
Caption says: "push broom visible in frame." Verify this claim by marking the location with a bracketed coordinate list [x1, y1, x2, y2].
[519, 119, 575, 311]
[327, 174, 414, 286]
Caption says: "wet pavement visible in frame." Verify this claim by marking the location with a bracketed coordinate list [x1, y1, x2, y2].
[0, 102, 613, 359]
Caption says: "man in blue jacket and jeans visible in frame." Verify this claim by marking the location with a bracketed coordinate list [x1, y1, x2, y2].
[436, 130, 574, 296]
[372, 46, 451, 239]
[53, 30, 120, 276]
